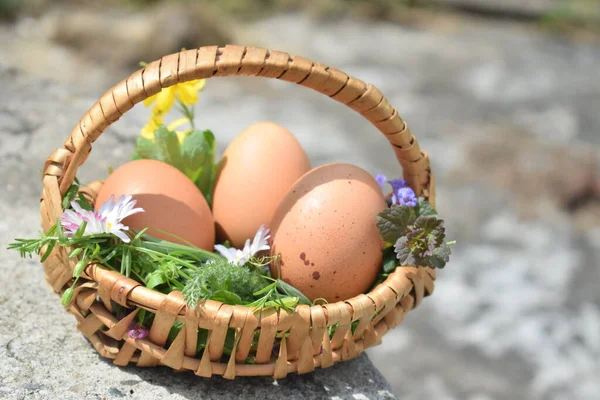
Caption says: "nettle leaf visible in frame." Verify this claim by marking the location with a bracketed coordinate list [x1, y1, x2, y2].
[154, 126, 185, 171]
[376, 205, 416, 244]
[413, 215, 443, 234]
[417, 198, 437, 216]
[414, 215, 446, 243]
[424, 244, 452, 269]
[394, 236, 420, 266]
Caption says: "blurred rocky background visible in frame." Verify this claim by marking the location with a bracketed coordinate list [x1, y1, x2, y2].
[0, 0, 599, 399]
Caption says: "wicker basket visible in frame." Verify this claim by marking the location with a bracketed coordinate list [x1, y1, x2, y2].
[40, 45, 436, 379]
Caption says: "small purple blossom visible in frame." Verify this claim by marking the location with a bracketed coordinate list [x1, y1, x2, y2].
[127, 322, 149, 339]
[375, 174, 387, 189]
[395, 187, 418, 207]
[376, 173, 417, 207]
[388, 178, 408, 194]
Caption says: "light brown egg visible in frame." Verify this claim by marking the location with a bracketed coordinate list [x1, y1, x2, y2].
[95, 159, 215, 250]
[212, 121, 311, 247]
[270, 163, 387, 303]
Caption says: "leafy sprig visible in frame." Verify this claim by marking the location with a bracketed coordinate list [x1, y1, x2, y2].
[133, 127, 218, 205]
[377, 197, 453, 270]
[10, 218, 308, 313]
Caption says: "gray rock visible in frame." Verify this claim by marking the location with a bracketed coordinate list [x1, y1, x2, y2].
[1, 9, 600, 400]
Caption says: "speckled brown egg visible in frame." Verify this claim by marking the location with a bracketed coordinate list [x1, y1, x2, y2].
[212, 121, 311, 248]
[95, 159, 215, 250]
[270, 163, 387, 303]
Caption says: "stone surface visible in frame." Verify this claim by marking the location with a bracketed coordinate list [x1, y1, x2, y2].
[1, 9, 600, 400]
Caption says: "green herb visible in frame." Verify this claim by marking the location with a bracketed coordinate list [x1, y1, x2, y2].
[376, 205, 416, 244]
[132, 127, 218, 206]
[376, 199, 453, 270]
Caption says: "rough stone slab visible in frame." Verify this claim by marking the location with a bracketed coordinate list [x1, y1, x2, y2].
[1, 11, 600, 400]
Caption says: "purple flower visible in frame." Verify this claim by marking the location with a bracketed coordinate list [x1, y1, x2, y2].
[375, 174, 387, 189]
[127, 322, 149, 339]
[395, 187, 418, 207]
[388, 178, 407, 194]
[376, 173, 416, 206]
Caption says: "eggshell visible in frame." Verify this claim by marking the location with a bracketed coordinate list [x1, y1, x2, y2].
[270, 163, 387, 303]
[95, 159, 215, 250]
[212, 122, 311, 247]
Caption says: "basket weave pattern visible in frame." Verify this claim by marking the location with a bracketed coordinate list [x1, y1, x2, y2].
[39, 45, 436, 378]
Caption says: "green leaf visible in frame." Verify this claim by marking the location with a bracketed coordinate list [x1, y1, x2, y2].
[90, 243, 101, 259]
[167, 321, 184, 346]
[62, 184, 79, 210]
[382, 247, 398, 273]
[40, 240, 56, 263]
[73, 221, 88, 240]
[413, 215, 446, 246]
[181, 130, 217, 203]
[376, 205, 416, 244]
[211, 290, 243, 305]
[154, 126, 185, 170]
[121, 248, 132, 278]
[180, 130, 211, 176]
[56, 219, 67, 243]
[69, 247, 83, 258]
[394, 236, 420, 266]
[417, 198, 437, 216]
[145, 270, 167, 290]
[262, 297, 299, 310]
[140, 235, 221, 262]
[99, 246, 120, 264]
[132, 227, 149, 243]
[276, 280, 312, 305]
[196, 329, 208, 353]
[252, 281, 277, 296]
[425, 244, 452, 269]
[413, 215, 443, 234]
[75, 196, 93, 211]
[133, 136, 159, 160]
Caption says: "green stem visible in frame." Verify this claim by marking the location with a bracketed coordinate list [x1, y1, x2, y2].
[125, 245, 202, 271]
[176, 98, 195, 130]
[138, 238, 221, 262]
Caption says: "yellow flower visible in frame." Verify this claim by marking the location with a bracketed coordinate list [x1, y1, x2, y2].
[140, 116, 191, 144]
[140, 115, 163, 141]
[143, 79, 206, 115]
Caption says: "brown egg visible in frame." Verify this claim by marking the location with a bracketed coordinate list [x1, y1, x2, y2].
[212, 122, 311, 247]
[270, 163, 387, 303]
[95, 159, 215, 250]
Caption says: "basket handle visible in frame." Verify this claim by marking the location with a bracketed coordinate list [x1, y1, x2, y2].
[42, 45, 434, 204]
